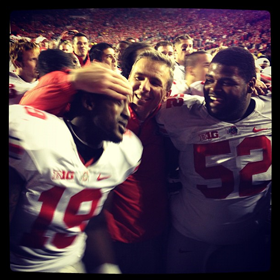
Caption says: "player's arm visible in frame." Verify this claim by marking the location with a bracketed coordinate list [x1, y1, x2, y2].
[9, 166, 24, 224]
[20, 62, 132, 116]
[83, 192, 121, 273]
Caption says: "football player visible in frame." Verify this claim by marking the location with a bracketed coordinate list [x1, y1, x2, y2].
[156, 47, 271, 273]
[9, 91, 143, 272]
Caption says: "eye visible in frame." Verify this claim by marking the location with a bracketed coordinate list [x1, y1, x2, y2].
[205, 77, 214, 85]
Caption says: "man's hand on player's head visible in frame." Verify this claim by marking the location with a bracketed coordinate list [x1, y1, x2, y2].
[68, 62, 132, 100]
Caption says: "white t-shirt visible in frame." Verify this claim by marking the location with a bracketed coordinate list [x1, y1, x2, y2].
[9, 105, 143, 272]
[156, 93, 271, 245]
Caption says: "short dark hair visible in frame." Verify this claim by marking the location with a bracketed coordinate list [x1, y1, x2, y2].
[154, 41, 173, 50]
[211, 47, 256, 82]
[37, 49, 74, 77]
[120, 42, 152, 78]
[72, 32, 88, 42]
[89, 42, 113, 62]
[184, 50, 208, 68]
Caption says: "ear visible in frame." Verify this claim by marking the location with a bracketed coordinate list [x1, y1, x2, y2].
[186, 66, 195, 76]
[247, 77, 256, 94]
[81, 92, 96, 111]
[13, 59, 22, 69]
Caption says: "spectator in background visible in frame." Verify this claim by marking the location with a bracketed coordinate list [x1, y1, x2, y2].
[126, 37, 136, 43]
[173, 34, 194, 81]
[89, 42, 117, 71]
[155, 41, 174, 61]
[72, 32, 91, 67]
[170, 51, 212, 97]
[9, 40, 40, 104]
[115, 40, 131, 68]
[59, 40, 74, 53]
[35, 36, 49, 51]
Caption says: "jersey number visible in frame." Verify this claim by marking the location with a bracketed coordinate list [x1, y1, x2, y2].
[193, 136, 271, 199]
[21, 186, 102, 249]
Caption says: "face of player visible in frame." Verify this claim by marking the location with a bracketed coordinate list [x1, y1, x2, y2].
[73, 36, 89, 58]
[101, 48, 117, 71]
[175, 39, 193, 65]
[17, 48, 40, 83]
[204, 63, 256, 122]
[190, 53, 212, 82]
[90, 96, 130, 144]
[128, 57, 171, 121]
[157, 45, 174, 60]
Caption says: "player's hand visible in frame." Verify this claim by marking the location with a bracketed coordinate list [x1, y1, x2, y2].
[68, 62, 132, 100]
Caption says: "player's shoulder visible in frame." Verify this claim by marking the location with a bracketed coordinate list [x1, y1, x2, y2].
[119, 129, 143, 156]
[252, 93, 271, 118]
[107, 129, 143, 167]
[9, 105, 68, 149]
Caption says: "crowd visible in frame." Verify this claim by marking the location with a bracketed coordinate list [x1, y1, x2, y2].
[10, 8, 271, 57]
[9, 8, 271, 274]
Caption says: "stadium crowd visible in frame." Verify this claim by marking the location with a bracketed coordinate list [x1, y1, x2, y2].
[9, 8, 271, 274]
[10, 8, 270, 57]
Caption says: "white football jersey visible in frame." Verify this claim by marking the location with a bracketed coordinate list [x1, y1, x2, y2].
[156, 93, 271, 245]
[9, 105, 143, 272]
[9, 72, 38, 105]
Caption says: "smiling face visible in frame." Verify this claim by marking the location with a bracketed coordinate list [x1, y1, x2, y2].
[203, 63, 255, 122]
[128, 57, 171, 120]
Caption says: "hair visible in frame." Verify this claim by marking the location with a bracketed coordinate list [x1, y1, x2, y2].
[89, 42, 113, 62]
[184, 50, 208, 68]
[173, 34, 193, 45]
[64, 90, 100, 121]
[133, 50, 174, 91]
[72, 32, 88, 42]
[120, 42, 152, 78]
[154, 40, 173, 50]
[211, 47, 256, 82]
[10, 40, 40, 65]
[37, 49, 74, 77]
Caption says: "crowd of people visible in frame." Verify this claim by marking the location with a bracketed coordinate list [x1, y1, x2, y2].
[10, 8, 271, 57]
[9, 8, 271, 274]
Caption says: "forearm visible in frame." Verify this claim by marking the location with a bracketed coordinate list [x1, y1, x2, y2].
[20, 70, 76, 116]
[83, 210, 120, 273]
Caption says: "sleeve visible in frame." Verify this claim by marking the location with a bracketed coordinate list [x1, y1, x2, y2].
[19, 70, 76, 117]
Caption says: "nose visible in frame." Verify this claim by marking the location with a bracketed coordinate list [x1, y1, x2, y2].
[210, 81, 222, 94]
[140, 78, 151, 93]
[121, 100, 130, 120]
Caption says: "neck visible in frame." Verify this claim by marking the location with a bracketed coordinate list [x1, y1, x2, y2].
[16, 69, 36, 83]
[185, 76, 193, 87]
[67, 118, 103, 150]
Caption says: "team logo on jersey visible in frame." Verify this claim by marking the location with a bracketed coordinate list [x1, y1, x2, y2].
[227, 126, 238, 135]
[199, 130, 219, 141]
[81, 171, 89, 182]
[97, 174, 111, 181]
[52, 170, 75, 180]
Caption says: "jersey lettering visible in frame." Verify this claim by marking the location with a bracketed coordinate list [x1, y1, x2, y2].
[194, 135, 271, 199]
[166, 94, 184, 108]
[24, 106, 47, 120]
[21, 186, 102, 249]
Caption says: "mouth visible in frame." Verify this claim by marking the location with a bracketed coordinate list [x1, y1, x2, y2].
[135, 93, 151, 104]
[207, 94, 225, 107]
[118, 120, 128, 134]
